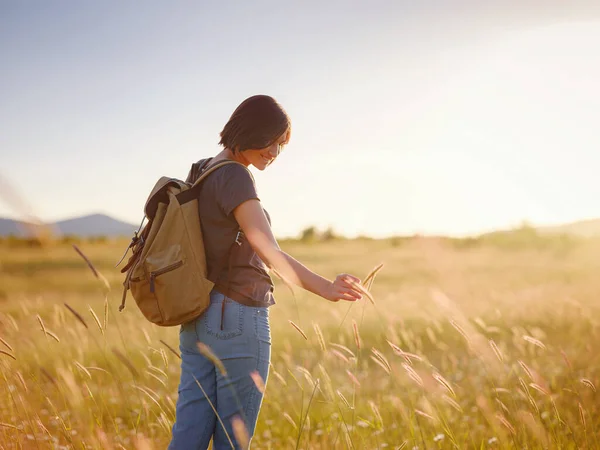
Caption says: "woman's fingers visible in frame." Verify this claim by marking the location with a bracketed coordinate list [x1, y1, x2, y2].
[336, 286, 362, 301]
[340, 274, 361, 284]
[327, 273, 366, 302]
[340, 287, 361, 300]
[336, 291, 358, 302]
[338, 279, 364, 296]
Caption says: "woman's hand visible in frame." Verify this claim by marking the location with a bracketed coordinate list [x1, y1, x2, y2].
[323, 274, 363, 302]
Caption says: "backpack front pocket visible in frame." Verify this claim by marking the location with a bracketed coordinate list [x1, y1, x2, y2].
[149, 258, 212, 325]
[129, 276, 165, 324]
[129, 258, 185, 325]
[149, 260, 184, 293]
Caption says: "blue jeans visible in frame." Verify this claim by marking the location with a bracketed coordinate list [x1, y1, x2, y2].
[168, 291, 271, 449]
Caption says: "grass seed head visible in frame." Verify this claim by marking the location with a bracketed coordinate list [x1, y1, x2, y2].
[369, 400, 383, 426]
[15, 371, 27, 392]
[36, 314, 47, 335]
[523, 335, 546, 350]
[495, 414, 516, 435]
[160, 339, 181, 359]
[330, 349, 350, 364]
[0, 336, 13, 352]
[146, 371, 167, 387]
[442, 394, 462, 412]
[231, 416, 250, 450]
[402, 363, 423, 387]
[489, 339, 504, 363]
[371, 347, 391, 374]
[272, 370, 287, 386]
[45, 330, 60, 342]
[329, 343, 355, 358]
[197, 342, 227, 377]
[0, 349, 16, 360]
[250, 370, 266, 394]
[450, 320, 471, 344]
[529, 383, 550, 396]
[363, 263, 384, 290]
[74, 361, 92, 379]
[103, 294, 109, 332]
[312, 322, 326, 351]
[495, 398, 510, 414]
[352, 320, 361, 349]
[518, 360, 534, 381]
[283, 412, 297, 429]
[560, 349, 573, 371]
[346, 369, 360, 388]
[288, 320, 308, 340]
[579, 402, 586, 429]
[580, 378, 596, 392]
[72, 244, 110, 291]
[64, 303, 88, 329]
[111, 348, 139, 378]
[336, 390, 352, 409]
[433, 372, 455, 397]
[89, 306, 103, 333]
[414, 409, 436, 422]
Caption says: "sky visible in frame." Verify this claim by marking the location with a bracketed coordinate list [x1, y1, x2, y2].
[1, 1, 600, 238]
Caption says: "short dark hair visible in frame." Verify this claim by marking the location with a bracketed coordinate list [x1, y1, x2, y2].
[219, 95, 291, 152]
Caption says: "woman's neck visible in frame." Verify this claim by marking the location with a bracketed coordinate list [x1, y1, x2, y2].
[213, 148, 249, 167]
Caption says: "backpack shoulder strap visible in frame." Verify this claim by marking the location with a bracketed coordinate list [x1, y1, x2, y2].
[192, 159, 250, 186]
[177, 159, 250, 205]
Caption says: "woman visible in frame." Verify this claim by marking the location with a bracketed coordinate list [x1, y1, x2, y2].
[169, 95, 364, 449]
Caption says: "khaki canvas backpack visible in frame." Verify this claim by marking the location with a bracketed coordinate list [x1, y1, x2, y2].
[117, 159, 246, 326]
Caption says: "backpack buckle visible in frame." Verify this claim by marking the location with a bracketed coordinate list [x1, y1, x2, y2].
[235, 231, 243, 246]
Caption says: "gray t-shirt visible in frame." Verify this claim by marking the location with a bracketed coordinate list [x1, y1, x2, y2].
[186, 158, 275, 307]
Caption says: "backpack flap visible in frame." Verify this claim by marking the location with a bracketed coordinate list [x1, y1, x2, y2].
[144, 177, 187, 220]
[185, 158, 211, 185]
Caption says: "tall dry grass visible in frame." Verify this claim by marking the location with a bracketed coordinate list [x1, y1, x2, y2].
[0, 236, 599, 448]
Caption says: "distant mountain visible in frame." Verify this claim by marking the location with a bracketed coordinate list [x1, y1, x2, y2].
[55, 214, 138, 237]
[0, 214, 137, 238]
[537, 218, 600, 238]
[0, 218, 26, 236]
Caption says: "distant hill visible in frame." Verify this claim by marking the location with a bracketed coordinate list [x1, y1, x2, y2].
[537, 218, 600, 238]
[0, 218, 26, 236]
[0, 214, 137, 238]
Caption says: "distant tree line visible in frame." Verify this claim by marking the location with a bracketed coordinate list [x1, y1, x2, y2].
[298, 226, 340, 243]
[0, 234, 112, 248]
[0, 223, 591, 252]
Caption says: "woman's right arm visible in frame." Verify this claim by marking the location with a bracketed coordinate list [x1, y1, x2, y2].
[233, 199, 363, 302]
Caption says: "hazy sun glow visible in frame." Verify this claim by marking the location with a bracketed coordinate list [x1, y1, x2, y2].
[1, 3, 599, 237]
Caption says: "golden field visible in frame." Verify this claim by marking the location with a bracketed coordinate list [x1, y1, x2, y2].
[0, 230, 599, 449]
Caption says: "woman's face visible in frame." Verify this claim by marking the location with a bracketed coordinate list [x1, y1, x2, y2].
[239, 130, 290, 171]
